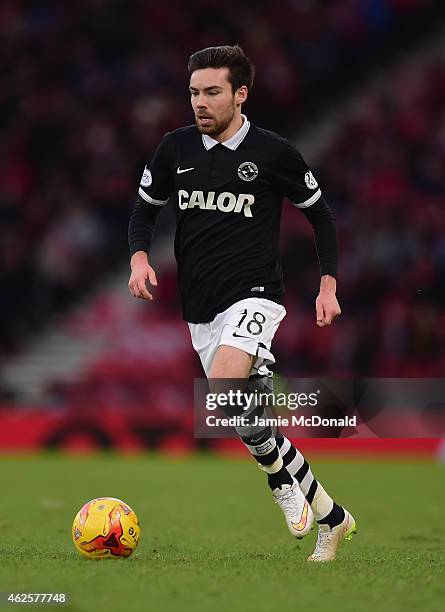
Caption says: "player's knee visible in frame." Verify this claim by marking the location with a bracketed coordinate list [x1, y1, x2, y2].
[234, 374, 276, 436]
[246, 373, 274, 394]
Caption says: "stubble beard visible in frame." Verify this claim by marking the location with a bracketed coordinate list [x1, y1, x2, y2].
[196, 105, 236, 138]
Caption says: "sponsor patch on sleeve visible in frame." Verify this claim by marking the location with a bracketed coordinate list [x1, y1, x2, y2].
[304, 171, 318, 190]
[140, 166, 152, 187]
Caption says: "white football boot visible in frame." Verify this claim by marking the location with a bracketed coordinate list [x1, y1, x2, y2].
[307, 509, 356, 562]
[273, 482, 314, 539]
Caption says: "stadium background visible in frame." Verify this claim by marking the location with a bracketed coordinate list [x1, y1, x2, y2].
[0, 1, 444, 610]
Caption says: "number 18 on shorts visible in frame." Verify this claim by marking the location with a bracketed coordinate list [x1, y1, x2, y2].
[188, 298, 286, 377]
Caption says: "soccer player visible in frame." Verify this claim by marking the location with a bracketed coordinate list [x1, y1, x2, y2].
[128, 45, 356, 561]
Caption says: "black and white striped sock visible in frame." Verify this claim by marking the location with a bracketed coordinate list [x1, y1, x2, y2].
[226, 380, 294, 490]
[240, 419, 294, 489]
[276, 435, 345, 527]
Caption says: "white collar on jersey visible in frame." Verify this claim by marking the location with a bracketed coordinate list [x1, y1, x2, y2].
[202, 114, 250, 150]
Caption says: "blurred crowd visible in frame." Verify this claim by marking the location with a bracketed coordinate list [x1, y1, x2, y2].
[279, 59, 445, 377]
[1, 0, 441, 358]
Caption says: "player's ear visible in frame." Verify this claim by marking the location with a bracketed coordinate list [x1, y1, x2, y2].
[236, 85, 248, 106]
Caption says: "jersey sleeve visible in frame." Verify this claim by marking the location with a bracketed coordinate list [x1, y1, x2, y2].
[138, 133, 175, 206]
[274, 140, 322, 208]
[300, 195, 338, 278]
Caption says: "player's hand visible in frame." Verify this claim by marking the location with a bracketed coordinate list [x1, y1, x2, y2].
[315, 289, 341, 327]
[128, 252, 158, 300]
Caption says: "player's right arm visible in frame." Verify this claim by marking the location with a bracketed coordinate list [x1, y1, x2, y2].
[128, 134, 174, 300]
[128, 251, 158, 300]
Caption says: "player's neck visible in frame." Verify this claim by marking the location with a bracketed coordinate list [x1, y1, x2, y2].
[214, 113, 244, 143]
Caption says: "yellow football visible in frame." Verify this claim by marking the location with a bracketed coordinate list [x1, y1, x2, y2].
[72, 497, 140, 559]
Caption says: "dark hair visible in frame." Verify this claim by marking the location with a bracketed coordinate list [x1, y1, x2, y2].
[188, 45, 255, 93]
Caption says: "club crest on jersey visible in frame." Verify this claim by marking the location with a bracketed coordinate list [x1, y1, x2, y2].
[304, 171, 318, 189]
[140, 166, 152, 187]
[238, 161, 258, 182]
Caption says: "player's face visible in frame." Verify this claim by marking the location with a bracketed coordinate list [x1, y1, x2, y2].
[189, 67, 247, 138]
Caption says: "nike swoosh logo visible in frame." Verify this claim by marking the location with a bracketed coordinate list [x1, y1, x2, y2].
[291, 501, 309, 531]
[177, 167, 194, 174]
[232, 332, 250, 338]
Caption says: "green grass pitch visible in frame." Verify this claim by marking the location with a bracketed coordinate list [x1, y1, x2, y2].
[0, 454, 443, 612]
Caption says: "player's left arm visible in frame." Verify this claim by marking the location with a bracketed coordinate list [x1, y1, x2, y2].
[274, 140, 340, 327]
[300, 198, 340, 327]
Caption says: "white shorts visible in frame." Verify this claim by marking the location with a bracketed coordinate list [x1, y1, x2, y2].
[188, 298, 286, 378]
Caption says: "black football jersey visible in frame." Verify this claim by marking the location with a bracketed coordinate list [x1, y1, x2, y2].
[136, 117, 324, 323]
